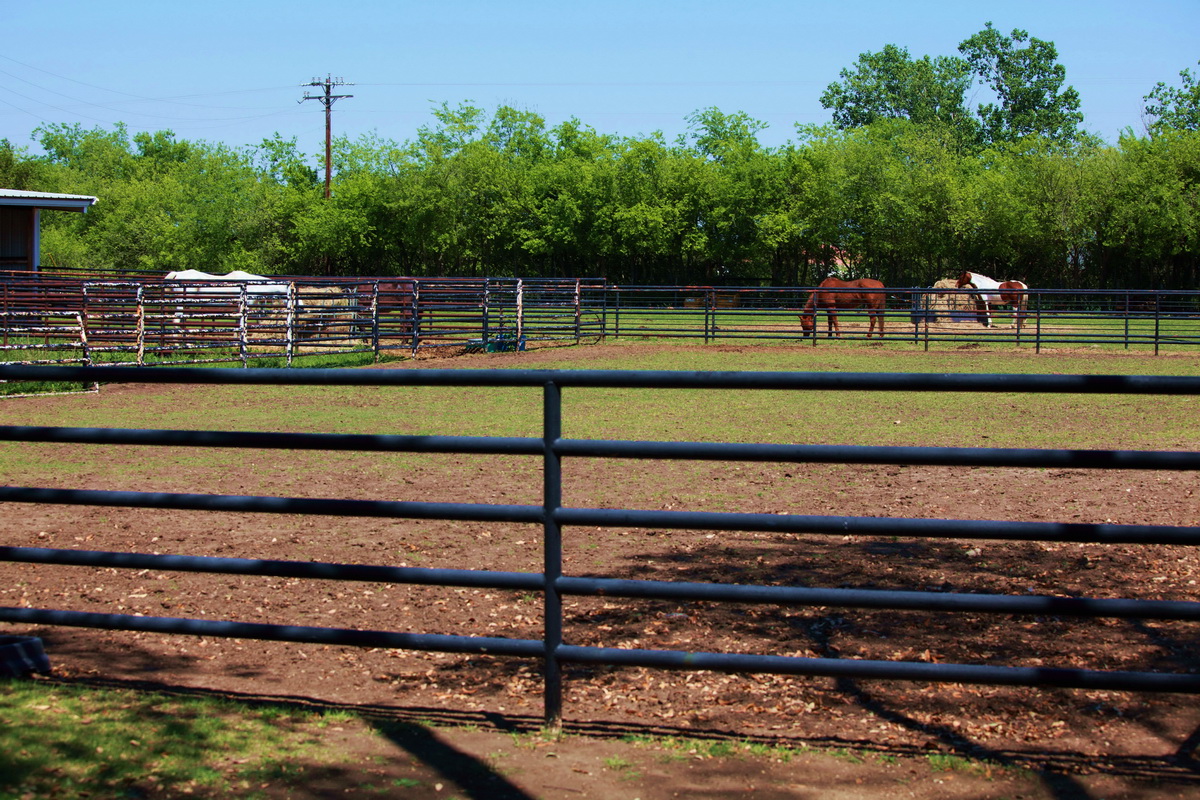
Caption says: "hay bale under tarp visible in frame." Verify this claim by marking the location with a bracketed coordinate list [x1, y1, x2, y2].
[294, 285, 362, 346]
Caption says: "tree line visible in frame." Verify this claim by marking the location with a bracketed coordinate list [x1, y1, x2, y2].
[1, 23, 1197, 290]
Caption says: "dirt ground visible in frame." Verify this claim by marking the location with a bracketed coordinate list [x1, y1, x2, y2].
[2, 342, 1200, 799]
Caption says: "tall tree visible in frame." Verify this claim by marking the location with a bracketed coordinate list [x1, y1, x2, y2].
[958, 22, 1083, 144]
[0, 139, 47, 190]
[1144, 61, 1200, 135]
[683, 107, 768, 162]
[819, 44, 977, 143]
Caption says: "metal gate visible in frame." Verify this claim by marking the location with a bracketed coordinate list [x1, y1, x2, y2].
[2, 364, 1199, 728]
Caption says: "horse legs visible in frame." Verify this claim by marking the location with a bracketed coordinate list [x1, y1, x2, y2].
[826, 309, 839, 337]
[1010, 297, 1027, 329]
[975, 299, 992, 328]
[868, 309, 884, 338]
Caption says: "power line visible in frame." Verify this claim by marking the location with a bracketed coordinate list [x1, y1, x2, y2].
[301, 75, 353, 199]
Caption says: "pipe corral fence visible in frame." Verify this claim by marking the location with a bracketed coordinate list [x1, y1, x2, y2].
[3, 272, 1200, 370]
[0, 272, 607, 368]
[2, 364, 1200, 729]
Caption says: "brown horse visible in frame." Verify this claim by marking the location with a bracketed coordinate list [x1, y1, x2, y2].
[799, 277, 887, 338]
[955, 272, 1028, 328]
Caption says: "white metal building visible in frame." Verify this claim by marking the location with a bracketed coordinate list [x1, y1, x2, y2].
[0, 189, 98, 271]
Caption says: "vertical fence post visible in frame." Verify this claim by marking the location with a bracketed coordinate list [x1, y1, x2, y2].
[80, 283, 91, 362]
[1035, 291, 1042, 354]
[922, 290, 931, 353]
[1124, 292, 1131, 350]
[704, 288, 713, 343]
[1155, 292, 1161, 357]
[599, 280, 608, 341]
[574, 279, 581, 344]
[75, 312, 91, 367]
[482, 278, 491, 349]
[613, 288, 621, 339]
[371, 282, 380, 363]
[1014, 290, 1024, 346]
[286, 282, 296, 367]
[409, 281, 420, 358]
[136, 286, 146, 367]
[542, 380, 564, 731]
[237, 285, 249, 368]
[517, 279, 525, 346]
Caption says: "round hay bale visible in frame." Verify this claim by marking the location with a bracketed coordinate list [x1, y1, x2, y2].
[930, 278, 975, 322]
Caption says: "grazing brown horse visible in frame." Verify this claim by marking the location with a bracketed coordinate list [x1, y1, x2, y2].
[955, 272, 1028, 328]
[799, 277, 887, 338]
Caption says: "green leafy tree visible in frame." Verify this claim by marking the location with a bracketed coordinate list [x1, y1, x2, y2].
[1144, 61, 1200, 135]
[679, 108, 778, 283]
[958, 22, 1083, 144]
[133, 130, 192, 173]
[34, 122, 136, 182]
[0, 138, 51, 191]
[412, 101, 488, 163]
[819, 45, 977, 144]
[1094, 130, 1200, 287]
[251, 134, 318, 189]
[6, 96, 1200, 289]
[683, 107, 768, 162]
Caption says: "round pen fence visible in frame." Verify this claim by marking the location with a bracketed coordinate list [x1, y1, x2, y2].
[1, 364, 1199, 729]
[3, 272, 1200, 372]
[604, 285, 1200, 353]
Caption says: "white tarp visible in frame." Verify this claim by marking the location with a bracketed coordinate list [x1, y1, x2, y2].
[164, 270, 289, 298]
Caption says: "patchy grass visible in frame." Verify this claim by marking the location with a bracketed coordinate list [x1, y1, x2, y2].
[0, 679, 344, 799]
[4, 346, 1199, 487]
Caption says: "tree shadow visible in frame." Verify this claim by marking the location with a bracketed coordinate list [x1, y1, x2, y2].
[26, 670, 1200, 800]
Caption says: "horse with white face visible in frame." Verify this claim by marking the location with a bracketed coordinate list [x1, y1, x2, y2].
[955, 272, 1028, 328]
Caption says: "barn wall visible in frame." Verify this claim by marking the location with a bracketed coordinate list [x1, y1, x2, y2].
[0, 206, 34, 269]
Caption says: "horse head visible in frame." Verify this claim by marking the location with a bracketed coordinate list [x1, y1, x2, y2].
[799, 309, 815, 332]
[955, 272, 976, 289]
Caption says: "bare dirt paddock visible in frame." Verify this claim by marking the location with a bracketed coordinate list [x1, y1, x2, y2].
[2, 343, 1199, 799]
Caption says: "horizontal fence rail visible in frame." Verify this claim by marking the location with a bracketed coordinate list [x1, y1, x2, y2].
[2, 364, 1200, 727]
[4, 272, 1200, 374]
[605, 285, 1200, 353]
[0, 273, 607, 368]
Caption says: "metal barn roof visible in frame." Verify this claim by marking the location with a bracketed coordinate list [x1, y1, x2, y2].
[0, 189, 98, 211]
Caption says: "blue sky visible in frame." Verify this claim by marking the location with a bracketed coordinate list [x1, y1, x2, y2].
[2, 0, 1196, 162]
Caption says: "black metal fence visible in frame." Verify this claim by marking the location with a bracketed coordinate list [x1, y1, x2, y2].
[2, 364, 1200, 728]
[605, 285, 1200, 354]
[4, 273, 1200, 370]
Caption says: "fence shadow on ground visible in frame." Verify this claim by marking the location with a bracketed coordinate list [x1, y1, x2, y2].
[21, 668, 1200, 800]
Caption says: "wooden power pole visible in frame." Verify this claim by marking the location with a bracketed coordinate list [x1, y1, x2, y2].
[300, 75, 353, 198]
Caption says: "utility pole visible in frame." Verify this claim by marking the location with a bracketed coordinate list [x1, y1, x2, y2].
[300, 75, 353, 199]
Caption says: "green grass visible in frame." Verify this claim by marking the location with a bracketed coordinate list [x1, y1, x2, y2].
[0, 680, 344, 799]
[0, 674, 1041, 800]
[0, 341, 392, 397]
[1, 341, 1188, 798]
[4, 346, 1199, 485]
[605, 306, 1200, 352]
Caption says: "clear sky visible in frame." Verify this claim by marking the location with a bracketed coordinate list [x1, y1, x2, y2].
[2, 0, 1197, 162]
